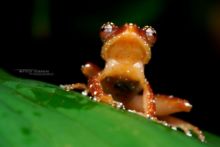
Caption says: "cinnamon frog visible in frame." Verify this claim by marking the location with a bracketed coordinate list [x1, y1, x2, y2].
[62, 22, 205, 142]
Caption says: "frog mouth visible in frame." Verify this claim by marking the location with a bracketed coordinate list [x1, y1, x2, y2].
[101, 76, 143, 102]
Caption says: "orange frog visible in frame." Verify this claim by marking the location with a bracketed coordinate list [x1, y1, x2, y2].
[62, 22, 205, 142]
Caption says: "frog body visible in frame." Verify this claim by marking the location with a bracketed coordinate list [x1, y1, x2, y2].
[62, 22, 205, 142]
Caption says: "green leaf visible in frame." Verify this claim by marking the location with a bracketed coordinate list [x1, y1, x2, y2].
[0, 69, 219, 147]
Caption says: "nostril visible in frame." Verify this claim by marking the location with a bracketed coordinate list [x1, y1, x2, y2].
[138, 90, 144, 95]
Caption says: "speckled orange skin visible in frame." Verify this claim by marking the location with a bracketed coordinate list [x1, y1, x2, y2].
[63, 22, 205, 142]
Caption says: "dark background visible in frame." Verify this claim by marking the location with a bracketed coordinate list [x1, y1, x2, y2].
[2, 0, 220, 136]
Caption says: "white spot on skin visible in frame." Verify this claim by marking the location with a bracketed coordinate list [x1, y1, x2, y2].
[171, 126, 177, 131]
[146, 92, 152, 98]
[131, 85, 136, 90]
[60, 84, 71, 91]
[106, 59, 118, 68]
[60, 84, 65, 89]
[162, 122, 169, 127]
[169, 95, 174, 98]
[133, 62, 144, 73]
[151, 99, 156, 104]
[93, 91, 97, 95]
[184, 102, 192, 107]
[145, 114, 150, 118]
[95, 83, 100, 86]
[115, 102, 125, 109]
[93, 97, 97, 101]
[85, 64, 91, 68]
[128, 23, 134, 26]
[81, 90, 88, 96]
[128, 109, 137, 113]
[133, 62, 142, 68]
[186, 131, 192, 137]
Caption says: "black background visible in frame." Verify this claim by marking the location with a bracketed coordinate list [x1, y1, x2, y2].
[2, 0, 220, 136]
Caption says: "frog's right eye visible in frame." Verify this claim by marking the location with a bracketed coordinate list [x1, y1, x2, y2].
[100, 22, 118, 42]
[142, 26, 157, 47]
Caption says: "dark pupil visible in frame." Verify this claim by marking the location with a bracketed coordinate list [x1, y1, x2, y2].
[100, 27, 105, 32]
[151, 30, 156, 36]
[146, 28, 155, 37]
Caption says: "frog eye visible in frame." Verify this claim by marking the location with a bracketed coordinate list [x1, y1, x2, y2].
[100, 22, 118, 42]
[142, 26, 157, 46]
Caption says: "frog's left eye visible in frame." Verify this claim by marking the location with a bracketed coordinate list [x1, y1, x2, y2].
[100, 22, 118, 42]
[142, 26, 157, 47]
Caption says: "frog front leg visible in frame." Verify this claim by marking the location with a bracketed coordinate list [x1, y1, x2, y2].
[87, 75, 118, 105]
[60, 63, 100, 93]
[61, 83, 88, 91]
[61, 63, 118, 106]
[82, 63, 117, 106]
[143, 81, 156, 117]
